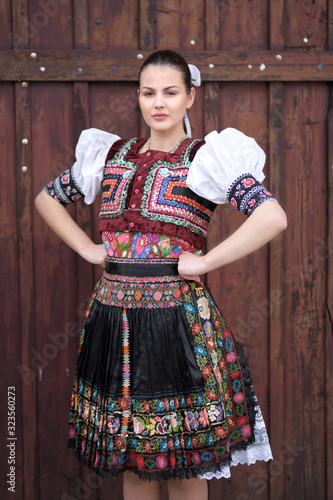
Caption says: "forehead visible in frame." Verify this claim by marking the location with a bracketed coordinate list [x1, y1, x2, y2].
[140, 65, 184, 88]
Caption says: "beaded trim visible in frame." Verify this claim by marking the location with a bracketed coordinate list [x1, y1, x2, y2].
[146, 135, 189, 154]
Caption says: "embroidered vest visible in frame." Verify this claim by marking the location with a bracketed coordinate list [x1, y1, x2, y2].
[98, 138, 217, 249]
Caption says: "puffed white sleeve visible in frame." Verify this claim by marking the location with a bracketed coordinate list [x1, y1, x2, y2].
[43, 128, 121, 205]
[187, 128, 276, 216]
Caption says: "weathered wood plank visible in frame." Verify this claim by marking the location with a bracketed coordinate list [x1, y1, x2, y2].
[219, 0, 268, 50]
[29, 0, 74, 49]
[269, 0, 285, 50]
[15, 81, 38, 500]
[10, 0, 30, 49]
[155, 0, 180, 49]
[31, 82, 79, 500]
[329, 0, 333, 50]
[207, 82, 270, 500]
[139, 0, 155, 50]
[73, 0, 88, 50]
[283, 83, 327, 499]
[1, 49, 333, 81]
[88, 0, 139, 49]
[268, 81, 286, 500]
[285, 0, 328, 50]
[0, 82, 24, 499]
[205, 0, 220, 50]
[0, 0, 13, 49]
[326, 82, 333, 500]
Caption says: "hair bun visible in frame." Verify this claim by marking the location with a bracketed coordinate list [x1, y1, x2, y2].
[188, 64, 201, 87]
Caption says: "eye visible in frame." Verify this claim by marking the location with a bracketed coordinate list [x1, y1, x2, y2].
[143, 92, 153, 96]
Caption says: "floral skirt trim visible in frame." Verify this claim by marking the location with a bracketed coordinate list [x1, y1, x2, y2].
[67, 264, 263, 481]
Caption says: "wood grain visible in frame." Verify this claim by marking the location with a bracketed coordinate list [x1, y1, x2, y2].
[1, 49, 333, 81]
[326, 82, 333, 500]
[268, 81, 286, 500]
[0, 83, 25, 498]
[283, 82, 327, 499]
[15, 81, 38, 500]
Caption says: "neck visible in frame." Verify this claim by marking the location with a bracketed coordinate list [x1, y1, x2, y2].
[147, 128, 188, 152]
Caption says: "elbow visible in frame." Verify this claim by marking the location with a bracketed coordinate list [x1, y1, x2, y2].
[35, 189, 45, 214]
[270, 202, 288, 235]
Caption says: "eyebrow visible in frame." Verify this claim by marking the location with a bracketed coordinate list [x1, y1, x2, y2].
[141, 85, 180, 90]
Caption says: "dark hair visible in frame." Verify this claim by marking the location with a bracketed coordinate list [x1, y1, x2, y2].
[138, 50, 192, 94]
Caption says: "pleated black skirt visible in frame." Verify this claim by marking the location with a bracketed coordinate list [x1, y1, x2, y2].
[67, 258, 265, 481]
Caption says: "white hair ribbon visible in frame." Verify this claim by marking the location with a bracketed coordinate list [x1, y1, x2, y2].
[184, 110, 192, 138]
[188, 64, 201, 87]
[185, 64, 201, 137]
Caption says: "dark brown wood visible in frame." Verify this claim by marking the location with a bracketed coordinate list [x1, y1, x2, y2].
[88, 0, 139, 49]
[283, 82, 327, 499]
[269, 0, 285, 50]
[285, 0, 328, 50]
[2, 49, 333, 81]
[0, 82, 25, 499]
[15, 81, 39, 500]
[219, 0, 268, 50]
[73, 0, 88, 50]
[10, 0, 30, 49]
[329, 0, 333, 51]
[268, 82, 286, 500]
[139, 0, 155, 50]
[0, 0, 13, 49]
[326, 82, 333, 500]
[205, 0, 220, 51]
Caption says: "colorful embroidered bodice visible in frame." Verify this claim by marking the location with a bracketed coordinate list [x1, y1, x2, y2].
[102, 231, 202, 259]
[98, 138, 216, 249]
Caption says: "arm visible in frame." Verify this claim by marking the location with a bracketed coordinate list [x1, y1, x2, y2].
[35, 190, 107, 267]
[177, 200, 287, 280]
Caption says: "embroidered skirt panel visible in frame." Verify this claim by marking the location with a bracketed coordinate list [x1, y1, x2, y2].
[67, 259, 272, 480]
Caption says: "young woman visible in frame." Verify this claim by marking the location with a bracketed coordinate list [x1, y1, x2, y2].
[35, 50, 287, 500]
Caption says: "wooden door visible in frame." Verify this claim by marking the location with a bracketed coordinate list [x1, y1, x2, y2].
[1, 1, 332, 499]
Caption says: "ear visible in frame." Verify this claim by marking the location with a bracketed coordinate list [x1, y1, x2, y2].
[137, 88, 140, 96]
[187, 87, 196, 110]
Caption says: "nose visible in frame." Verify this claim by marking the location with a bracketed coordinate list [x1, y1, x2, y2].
[154, 92, 165, 108]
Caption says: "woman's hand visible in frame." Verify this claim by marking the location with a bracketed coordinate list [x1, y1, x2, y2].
[177, 252, 205, 282]
[80, 242, 108, 268]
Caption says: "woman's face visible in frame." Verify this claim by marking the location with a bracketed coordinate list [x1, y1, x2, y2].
[138, 65, 195, 135]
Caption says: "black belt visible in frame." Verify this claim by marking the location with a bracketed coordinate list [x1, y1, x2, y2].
[105, 258, 179, 277]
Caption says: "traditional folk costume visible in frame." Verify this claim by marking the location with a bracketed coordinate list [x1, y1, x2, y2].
[44, 127, 275, 481]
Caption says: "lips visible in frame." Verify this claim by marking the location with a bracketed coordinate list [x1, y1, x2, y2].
[153, 114, 168, 119]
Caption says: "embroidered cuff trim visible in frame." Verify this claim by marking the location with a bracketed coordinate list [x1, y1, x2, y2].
[43, 166, 84, 206]
[227, 173, 276, 217]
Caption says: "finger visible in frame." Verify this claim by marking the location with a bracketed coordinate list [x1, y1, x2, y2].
[179, 274, 200, 282]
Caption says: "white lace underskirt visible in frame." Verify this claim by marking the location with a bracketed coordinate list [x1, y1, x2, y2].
[199, 402, 273, 480]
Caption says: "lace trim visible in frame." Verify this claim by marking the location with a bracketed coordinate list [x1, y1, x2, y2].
[198, 403, 273, 480]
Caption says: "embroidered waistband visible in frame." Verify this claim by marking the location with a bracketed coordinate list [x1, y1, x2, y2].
[105, 256, 179, 278]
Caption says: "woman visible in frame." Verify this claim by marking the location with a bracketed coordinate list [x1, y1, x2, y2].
[35, 50, 287, 500]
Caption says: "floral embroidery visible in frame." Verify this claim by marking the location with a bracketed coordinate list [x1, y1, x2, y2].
[68, 273, 256, 479]
[44, 166, 84, 206]
[102, 231, 201, 259]
[227, 173, 277, 217]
